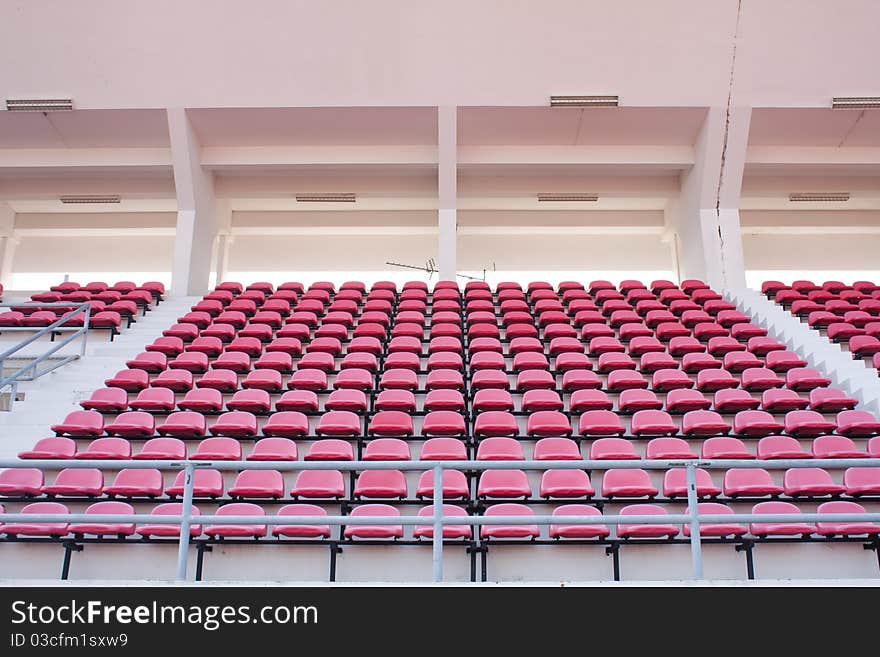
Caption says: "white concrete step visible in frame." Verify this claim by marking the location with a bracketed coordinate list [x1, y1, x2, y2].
[0, 297, 198, 458]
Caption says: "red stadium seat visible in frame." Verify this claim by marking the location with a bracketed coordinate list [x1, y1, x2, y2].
[835, 410, 880, 437]
[104, 469, 164, 497]
[601, 469, 657, 497]
[273, 390, 318, 413]
[749, 501, 815, 537]
[590, 438, 639, 460]
[354, 470, 407, 498]
[844, 468, 880, 495]
[137, 504, 202, 538]
[578, 410, 626, 436]
[43, 468, 104, 496]
[178, 389, 223, 412]
[149, 369, 193, 393]
[723, 469, 782, 497]
[526, 411, 572, 437]
[424, 389, 466, 412]
[681, 410, 730, 436]
[247, 438, 297, 461]
[756, 435, 810, 460]
[76, 436, 133, 458]
[415, 470, 470, 499]
[681, 503, 747, 537]
[815, 501, 880, 537]
[783, 468, 845, 496]
[51, 410, 104, 437]
[271, 504, 331, 538]
[733, 411, 784, 437]
[129, 388, 176, 412]
[204, 503, 267, 538]
[262, 411, 309, 438]
[18, 438, 76, 459]
[191, 437, 242, 460]
[474, 411, 519, 437]
[368, 411, 414, 437]
[666, 389, 712, 413]
[343, 504, 404, 539]
[631, 410, 677, 436]
[477, 470, 531, 498]
[663, 468, 721, 497]
[135, 438, 187, 460]
[646, 437, 697, 459]
[480, 503, 539, 539]
[157, 412, 206, 439]
[533, 437, 580, 460]
[809, 388, 858, 412]
[477, 437, 525, 461]
[68, 501, 136, 537]
[304, 440, 353, 461]
[570, 389, 613, 412]
[617, 505, 678, 538]
[166, 469, 224, 498]
[617, 388, 663, 413]
[363, 438, 411, 461]
[761, 388, 809, 412]
[316, 411, 361, 436]
[209, 411, 258, 437]
[228, 470, 285, 498]
[0, 468, 44, 496]
[784, 410, 836, 437]
[413, 505, 472, 540]
[549, 504, 609, 538]
[80, 388, 128, 412]
[373, 390, 416, 413]
[702, 436, 753, 458]
[812, 435, 867, 458]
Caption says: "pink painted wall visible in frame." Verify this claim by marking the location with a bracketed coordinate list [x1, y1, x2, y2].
[4, 1, 874, 110]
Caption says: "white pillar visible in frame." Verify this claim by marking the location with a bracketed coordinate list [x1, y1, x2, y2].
[215, 233, 234, 284]
[667, 106, 750, 289]
[437, 105, 457, 280]
[167, 107, 217, 297]
[0, 235, 20, 289]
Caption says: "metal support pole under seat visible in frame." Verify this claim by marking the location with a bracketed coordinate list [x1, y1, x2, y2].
[685, 463, 704, 579]
[175, 463, 196, 580]
[432, 463, 443, 582]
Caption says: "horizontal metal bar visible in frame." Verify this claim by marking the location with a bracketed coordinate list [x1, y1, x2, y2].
[3, 512, 880, 525]
[4, 458, 880, 471]
[0, 302, 89, 361]
[0, 301, 90, 395]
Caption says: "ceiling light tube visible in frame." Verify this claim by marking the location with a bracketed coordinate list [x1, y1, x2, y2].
[550, 95, 618, 107]
[6, 98, 73, 111]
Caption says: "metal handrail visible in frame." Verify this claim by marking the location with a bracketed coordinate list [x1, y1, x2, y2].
[0, 301, 90, 401]
[1, 456, 878, 582]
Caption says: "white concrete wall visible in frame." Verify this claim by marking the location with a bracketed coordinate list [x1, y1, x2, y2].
[9, 235, 174, 290]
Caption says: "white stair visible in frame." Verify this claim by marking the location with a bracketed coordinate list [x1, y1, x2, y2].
[0, 297, 198, 458]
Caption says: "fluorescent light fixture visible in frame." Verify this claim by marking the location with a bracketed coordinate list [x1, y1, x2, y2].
[60, 195, 121, 204]
[295, 193, 357, 203]
[6, 98, 73, 112]
[537, 193, 599, 202]
[550, 95, 618, 107]
[788, 192, 850, 202]
[831, 97, 880, 109]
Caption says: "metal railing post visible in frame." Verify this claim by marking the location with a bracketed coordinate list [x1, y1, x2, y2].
[685, 463, 704, 579]
[432, 463, 443, 582]
[175, 463, 196, 581]
[80, 303, 90, 357]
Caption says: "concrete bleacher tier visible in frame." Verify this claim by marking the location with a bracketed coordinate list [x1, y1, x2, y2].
[763, 280, 880, 372]
[1, 278, 879, 582]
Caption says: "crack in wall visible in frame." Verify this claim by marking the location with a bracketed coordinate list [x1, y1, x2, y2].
[838, 109, 866, 147]
[714, 0, 743, 285]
